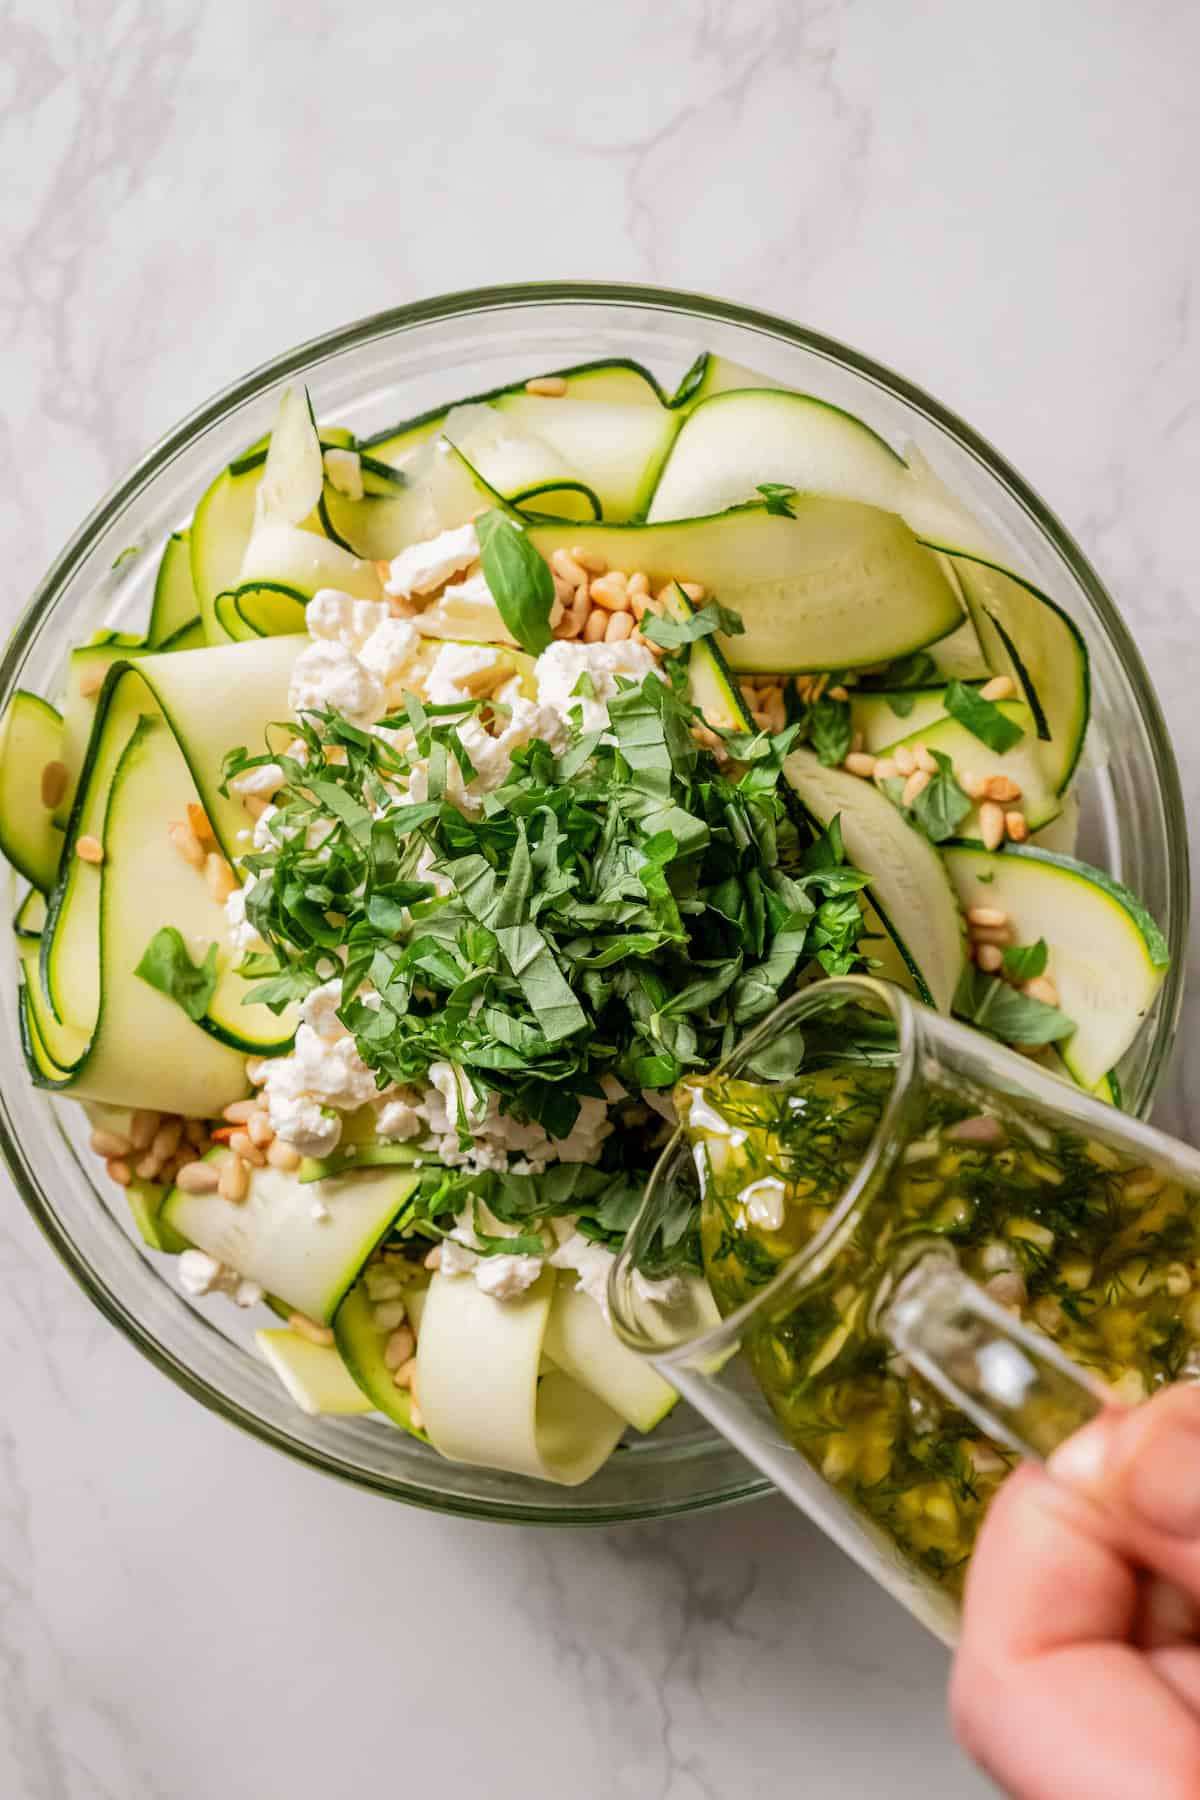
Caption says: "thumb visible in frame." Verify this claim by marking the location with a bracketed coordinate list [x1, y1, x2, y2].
[1049, 1385, 1200, 1601]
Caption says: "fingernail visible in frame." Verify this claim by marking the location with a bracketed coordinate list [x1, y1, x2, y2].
[1124, 1416, 1200, 1537]
[1048, 1420, 1111, 1494]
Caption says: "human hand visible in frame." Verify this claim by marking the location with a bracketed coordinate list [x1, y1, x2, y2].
[950, 1386, 1200, 1799]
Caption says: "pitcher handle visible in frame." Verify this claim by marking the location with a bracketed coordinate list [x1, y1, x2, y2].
[875, 1246, 1114, 1461]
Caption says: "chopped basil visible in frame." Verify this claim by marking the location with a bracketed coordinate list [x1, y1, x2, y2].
[953, 965, 1075, 1045]
[808, 693, 852, 768]
[756, 483, 799, 517]
[475, 508, 555, 653]
[639, 595, 745, 649]
[1002, 938, 1049, 982]
[897, 748, 972, 843]
[943, 679, 1025, 753]
[135, 927, 219, 1022]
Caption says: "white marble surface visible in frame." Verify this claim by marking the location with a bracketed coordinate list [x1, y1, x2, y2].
[2, 2, 1199, 1795]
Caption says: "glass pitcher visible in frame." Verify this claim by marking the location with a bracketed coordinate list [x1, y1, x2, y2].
[609, 976, 1200, 1643]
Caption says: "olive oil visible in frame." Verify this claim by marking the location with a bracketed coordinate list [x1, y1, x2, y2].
[681, 1064, 1200, 1596]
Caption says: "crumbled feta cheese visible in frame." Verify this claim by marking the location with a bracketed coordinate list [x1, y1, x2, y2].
[358, 616, 422, 688]
[547, 1094, 611, 1164]
[438, 1206, 545, 1299]
[309, 1200, 331, 1224]
[534, 639, 661, 733]
[413, 570, 514, 645]
[233, 1279, 265, 1309]
[305, 588, 390, 652]
[231, 761, 284, 798]
[385, 523, 479, 598]
[289, 639, 386, 726]
[178, 1249, 223, 1297]
[323, 447, 364, 501]
[224, 880, 266, 957]
[300, 978, 346, 1043]
[263, 1023, 381, 1156]
[550, 1224, 681, 1320]
[425, 641, 505, 706]
[374, 1095, 424, 1141]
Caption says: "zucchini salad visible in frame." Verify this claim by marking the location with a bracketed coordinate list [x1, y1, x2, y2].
[0, 351, 1169, 1487]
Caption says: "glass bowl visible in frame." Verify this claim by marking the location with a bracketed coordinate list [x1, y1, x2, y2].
[0, 283, 1187, 1523]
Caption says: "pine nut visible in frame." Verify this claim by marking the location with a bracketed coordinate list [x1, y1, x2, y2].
[961, 772, 986, 800]
[980, 676, 1016, 702]
[902, 768, 931, 807]
[106, 1157, 132, 1186]
[169, 822, 206, 869]
[78, 667, 105, 698]
[205, 853, 237, 903]
[246, 1057, 268, 1085]
[976, 943, 1004, 973]
[893, 745, 916, 776]
[629, 593, 649, 620]
[151, 1118, 183, 1163]
[980, 801, 1005, 851]
[679, 582, 706, 602]
[966, 905, 1009, 928]
[552, 572, 575, 605]
[424, 1246, 443, 1271]
[267, 1139, 301, 1171]
[229, 1130, 266, 1167]
[604, 610, 634, 643]
[525, 375, 567, 397]
[41, 761, 68, 809]
[1023, 975, 1060, 1008]
[222, 1100, 258, 1124]
[589, 573, 630, 612]
[827, 685, 850, 703]
[873, 758, 898, 784]
[289, 1312, 334, 1346]
[218, 1156, 250, 1203]
[559, 590, 590, 639]
[90, 1127, 132, 1159]
[187, 802, 213, 844]
[76, 835, 104, 864]
[384, 1325, 416, 1369]
[246, 1111, 274, 1148]
[243, 795, 267, 821]
[175, 1160, 220, 1193]
[984, 775, 1022, 804]
[915, 745, 938, 774]
[850, 730, 864, 754]
[583, 607, 608, 643]
[184, 1119, 210, 1151]
[1005, 810, 1029, 842]
[843, 751, 877, 778]
[570, 547, 607, 574]
[136, 1152, 163, 1181]
[808, 673, 830, 703]
[627, 571, 650, 600]
[548, 596, 565, 630]
[129, 1108, 161, 1151]
[633, 629, 666, 658]
[550, 548, 587, 588]
[970, 925, 1013, 947]
[393, 1357, 419, 1392]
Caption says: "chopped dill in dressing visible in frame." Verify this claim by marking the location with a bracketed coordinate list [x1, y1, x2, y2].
[679, 1062, 1200, 1597]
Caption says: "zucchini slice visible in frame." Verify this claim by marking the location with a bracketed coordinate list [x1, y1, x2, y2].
[647, 386, 909, 523]
[942, 842, 1169, 1089]
[850, 687, 955, 753]
[936, 548, 1090, 795]
[490, 393, 678, 519]
[238, 519, 383, 602]
[876, 701, 1061, 834]
[147, 531, 201, 648]
[543, 1281, 679, 1433]
[333, 1279, 426, 1436]
[0, 692, 64, 891]
[416, 1269, 627, 1485]
[163, 1157, 421, 1325]
[255, 1328, 374, 1417]
[528, 500, 963, 675]
[190, 454, 265, 645]
[783, 748, 965, 1013]
[25, 638, 303, 1112]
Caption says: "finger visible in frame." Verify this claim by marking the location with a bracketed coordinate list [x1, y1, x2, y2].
[1048, 1387, 1200, 1601]
[953, 1467, 1200, 1798]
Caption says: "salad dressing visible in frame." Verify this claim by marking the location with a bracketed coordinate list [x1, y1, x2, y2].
[680, 1062, 1200, 1594]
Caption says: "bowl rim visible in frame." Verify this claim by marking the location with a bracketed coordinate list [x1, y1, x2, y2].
[1, 279, 1188, 1522]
